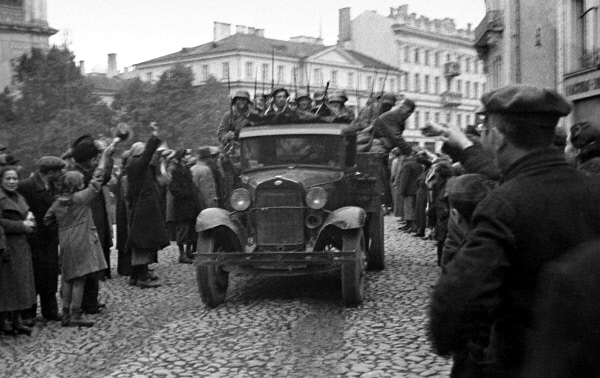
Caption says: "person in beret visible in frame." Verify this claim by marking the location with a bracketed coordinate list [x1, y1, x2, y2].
[126, 123, 170, 289]
[429, 84, 600, 376]
[17, 156, 65, 323]
[565, 121, 600, 173]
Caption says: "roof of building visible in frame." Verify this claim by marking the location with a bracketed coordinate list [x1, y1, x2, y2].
[135, 33, 399, 72]
[86, 74, 127, 93]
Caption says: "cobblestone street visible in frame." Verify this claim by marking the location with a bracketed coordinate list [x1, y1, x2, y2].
[0, 215, 451, 377]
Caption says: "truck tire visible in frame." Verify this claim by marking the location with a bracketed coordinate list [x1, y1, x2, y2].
[196, 232, 229, 308]
[341, 229, 366, 306]
[367, 208, 385, 271]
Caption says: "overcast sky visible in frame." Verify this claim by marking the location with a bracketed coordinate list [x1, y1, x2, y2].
[47, 0, 486, 73]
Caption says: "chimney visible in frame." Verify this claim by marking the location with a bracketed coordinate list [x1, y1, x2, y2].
[338, 7, 351, 44]
[107, 53, 117, 77]
[124, 67, 129, 74]
[235, 25, 247, 34]
[79, 60, 85, 75]
[213, 21, 231, 41]
[398, 5, 409, 16]
[255, 28, 265, 38]
[467, 23, 472, 32]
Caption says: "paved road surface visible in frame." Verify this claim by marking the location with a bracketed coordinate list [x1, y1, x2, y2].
[0, 216, 451, 377]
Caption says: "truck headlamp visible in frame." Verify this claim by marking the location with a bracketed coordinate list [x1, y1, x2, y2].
[230, 188, 251, 211]
[306, 187, 327, 210]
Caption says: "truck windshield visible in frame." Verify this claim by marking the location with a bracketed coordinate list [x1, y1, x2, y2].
[241, 135, 343, 171]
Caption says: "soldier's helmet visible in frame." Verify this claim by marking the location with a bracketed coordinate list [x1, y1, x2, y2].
[270, 87, 290, 99]
[295, 90, 311, 102]
[231, 90, 252, 105]
[313, 90, 326, 102]
[329, 90, 348, 104]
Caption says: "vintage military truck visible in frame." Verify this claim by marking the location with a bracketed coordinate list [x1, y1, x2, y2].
[195, 123, 385, 307]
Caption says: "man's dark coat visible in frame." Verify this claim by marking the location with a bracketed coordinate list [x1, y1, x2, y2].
[430, 149, 600, 376]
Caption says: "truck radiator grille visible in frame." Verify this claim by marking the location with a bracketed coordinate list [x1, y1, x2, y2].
[255, 187, 304, 247]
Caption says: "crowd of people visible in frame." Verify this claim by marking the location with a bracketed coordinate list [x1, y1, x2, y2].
[2, 81, 599, 375]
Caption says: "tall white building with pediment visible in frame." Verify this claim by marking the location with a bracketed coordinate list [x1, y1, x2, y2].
[339, 5, 487, 150]
[132, 22, 403, 112]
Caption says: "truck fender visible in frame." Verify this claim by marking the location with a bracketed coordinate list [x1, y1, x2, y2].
[196, 208, 245, 250]
[314, 206, 366, 249]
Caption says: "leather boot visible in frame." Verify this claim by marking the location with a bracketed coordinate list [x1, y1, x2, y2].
[61, 307, 70, 327]
[178, 247, 193, 264]
[1, 313, 14, 336]
[12, 312, 32, 336]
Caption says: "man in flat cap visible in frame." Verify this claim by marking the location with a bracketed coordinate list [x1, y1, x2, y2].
[18, 156, 65, 322]
[429, 84, 600, 376]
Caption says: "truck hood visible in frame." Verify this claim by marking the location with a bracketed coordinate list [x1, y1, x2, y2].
[241, 168, 344, 188]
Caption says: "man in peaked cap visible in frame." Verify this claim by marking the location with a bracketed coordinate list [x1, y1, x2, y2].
[429, 84, 600, 376]
[18, 156, 66, 322]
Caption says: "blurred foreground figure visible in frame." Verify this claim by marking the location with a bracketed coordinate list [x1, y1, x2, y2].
[429, 85, 600, 376]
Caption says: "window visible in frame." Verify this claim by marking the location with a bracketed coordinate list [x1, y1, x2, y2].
[245, 61, 254, 79]
[348, 72, 354, 88]
[466, 58, 471, 73]
[378, 77, 384, 91]
[475, 60, 480, 74]
[425, 50, 430, 66]
[222, 62, 230, 80]
[425, 111, 430, 122]
[331, 70, 338, 86]
[446, 112, 451, 123]
[457, 114, 462, 127]
[474, 82, 480, 99]
[262, 63, 269, 82]
[456, 79, 462, 93]
[466, 81, 471, 98]
[404, 46, 411, 63]
[291, 67, 299, 86]
[201, 65, 209, 81]
[435, 112, 440, 123]
[414, 48, 420, 64]
[490, 56, 502, 90]
[482, 83, 486, 93]
[447, 53, 451, 62]
[434, 51, 440, 67]
[400, 74, 407, 91]
[424, 75, 430, 94]
[367, 76, 373, 91]
[576, 0, 599, 69]
[314, 68, 323, 86]
[146, 72, 153, 82]
[414, 73, 420, 92]
[389, 78, 396, 92]
[434, 77, 440, 94]
[277, 65, 284, 84]
[414, 111, 420, 129]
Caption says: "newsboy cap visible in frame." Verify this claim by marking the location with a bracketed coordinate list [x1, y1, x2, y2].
[38, 156, 66, 173]
[479, 84, 572, 117]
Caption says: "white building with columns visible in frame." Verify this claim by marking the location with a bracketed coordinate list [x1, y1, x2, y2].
[0, 0, 56, 90]
[132, 22, 403, 113]
[339, 5, 487, 150]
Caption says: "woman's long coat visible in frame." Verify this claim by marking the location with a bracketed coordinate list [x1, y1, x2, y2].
[166, 163, 200, 222]
[126, 135, 170, 251]
[44, 180, 108, 281]
[0, 188, 36, 312]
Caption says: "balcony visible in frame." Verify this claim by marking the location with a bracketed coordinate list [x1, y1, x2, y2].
[441, 92, 462, 107]
[474, 10, 504, 58]
[444, 62, 461, 78]
[580, 49, 600, 70]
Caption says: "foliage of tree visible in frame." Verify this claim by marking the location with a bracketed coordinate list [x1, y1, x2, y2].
[113, 65, 229, 149]
[1, 46, 113, 173]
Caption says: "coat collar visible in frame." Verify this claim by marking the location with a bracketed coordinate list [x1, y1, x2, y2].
[32, 172, 47, 192]
[0, 187, 29, 216]
[501, 148, 569, 182]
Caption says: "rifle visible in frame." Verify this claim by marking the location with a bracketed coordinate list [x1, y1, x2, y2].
[315, 81, 330, 116]
[355, 70, 360, 113]
[227, 65, 231, 101]
[270, 46, 275, 93]
[293, 68, 297, 95]
[380, 67, 389, 98]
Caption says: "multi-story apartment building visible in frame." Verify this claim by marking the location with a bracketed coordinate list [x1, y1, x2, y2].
[132, 22, 403, 112]
[475, 0, 599, 127]
[0, 0, 56, 90]
[338, 5, 487, 150]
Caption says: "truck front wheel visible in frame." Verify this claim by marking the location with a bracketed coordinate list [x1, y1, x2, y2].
[341, 229, 366, 306]
[196, 232, 229, 308]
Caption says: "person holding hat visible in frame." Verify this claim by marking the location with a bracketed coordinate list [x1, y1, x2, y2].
[165, 148, 200, 264]
[66, 134, 115, 313]
[126, 123, 170, 289]
[17, 156, 65, 322]
[352, 92, 397, 132]
[191, 146, 220, 211]
[429, 84, 600, 376]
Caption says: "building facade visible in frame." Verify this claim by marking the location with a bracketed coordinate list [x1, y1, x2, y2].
[0, 0, 56, 90]
[132, 22, 403, 112]
[339, 5, 487, 150]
